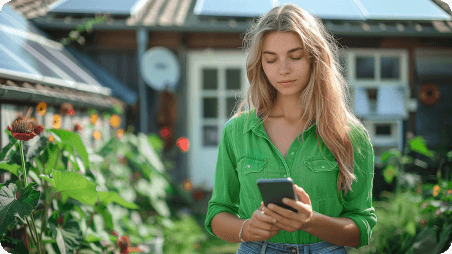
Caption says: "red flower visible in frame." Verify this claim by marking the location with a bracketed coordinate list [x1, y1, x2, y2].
[117, 236, 131, 254]
[7, 126, 38, 141]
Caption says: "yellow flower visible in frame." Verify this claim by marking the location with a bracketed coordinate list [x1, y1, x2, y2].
[93, 130, 102, 141]
[53, 114, 61, 129]
[433, 185, 440, 197]
[447, 189, 452, 195]
[37, 102, 47, 116]
[90, 114, 98, 125]
[110, 114, 121, 128]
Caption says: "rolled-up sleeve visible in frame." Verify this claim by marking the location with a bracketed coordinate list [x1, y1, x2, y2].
[205, 124, 240, 237]
[339, 125, 377, 249]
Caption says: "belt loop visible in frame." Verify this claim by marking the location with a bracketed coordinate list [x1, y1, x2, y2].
[260, 241, 268, 254]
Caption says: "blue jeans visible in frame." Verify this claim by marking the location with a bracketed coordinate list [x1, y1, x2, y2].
[237, 240, 349, 254]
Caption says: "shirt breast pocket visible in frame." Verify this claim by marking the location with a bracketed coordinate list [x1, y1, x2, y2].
[237, 157, 267, 201]
[303, 158, 339, 201]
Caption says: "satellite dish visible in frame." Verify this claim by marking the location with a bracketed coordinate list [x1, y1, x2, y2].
[140, 47, 180, 92]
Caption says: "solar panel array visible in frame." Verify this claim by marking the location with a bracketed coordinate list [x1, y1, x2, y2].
[0, 4, 110, 95]
[48, 0, 148, 16]
[194, 0, 451, 20]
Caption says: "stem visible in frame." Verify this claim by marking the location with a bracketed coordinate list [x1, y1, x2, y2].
[40, 181, 50, 243]
[25, 216, 38, 249]
[19, 140, 27, 187]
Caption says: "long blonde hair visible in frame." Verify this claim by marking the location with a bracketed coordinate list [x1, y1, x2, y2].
[233, 3, 372, 197]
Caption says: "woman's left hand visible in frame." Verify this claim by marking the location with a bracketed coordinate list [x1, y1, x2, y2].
[262, 184, 315, 233]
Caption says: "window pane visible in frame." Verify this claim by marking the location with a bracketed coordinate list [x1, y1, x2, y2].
[226, 68, 241, 90]
[226, 97, 237, 117]
[356, 57, 375, 79]
[203, 125, 218, 146]
[203, 98, 218, 118]
[375, 124, 391, 135]
[203, 68, 218, 90]
[381, 57, 400, 79]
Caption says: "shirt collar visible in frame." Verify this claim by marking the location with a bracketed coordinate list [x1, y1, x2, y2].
[242, 108, 317, 135]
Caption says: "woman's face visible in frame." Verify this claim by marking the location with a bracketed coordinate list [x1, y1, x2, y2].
[261, 31, 312, 98]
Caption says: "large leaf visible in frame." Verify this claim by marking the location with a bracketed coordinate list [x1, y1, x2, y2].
[49, 129, 89, 170]
[49, 219, 82, 254]
[0, 183, 40, 235]
[0, 163, 21, 177]
[98, 191, 138, 209]
[138, 133, 164, 173]
[44, 143, 61, 175]
[408, 136, 435, 158]
[40, 170, 97, 206]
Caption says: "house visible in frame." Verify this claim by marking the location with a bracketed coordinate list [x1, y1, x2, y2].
[6, 0, 452, 200]
[0, 3, 137, 183]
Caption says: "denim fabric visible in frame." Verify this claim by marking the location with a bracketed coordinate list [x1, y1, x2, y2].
[237, 240, 348, 254]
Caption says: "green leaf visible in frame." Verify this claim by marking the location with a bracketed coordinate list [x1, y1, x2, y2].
[44, 143, 60, 175]
[138, 133, 164, 173]
[49, 220, 82, 254]
[383, 165, 398, 184]
[408, 136, 435, 158]
[0, 183, 40, 235]
[48, 129, 89, 170]
[0, 140, 19, 162]
[0, 163, 21, 177]
[98, 191, 138, 209]
[406, 221, 416, 236]
[10, 241, 29, 254]
[381, 149, 401, 164]
[46, 170, 98, 206]
[96, 205, 113, 230]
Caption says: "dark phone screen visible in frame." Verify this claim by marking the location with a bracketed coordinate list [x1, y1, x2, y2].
[257, 178, 298, 213]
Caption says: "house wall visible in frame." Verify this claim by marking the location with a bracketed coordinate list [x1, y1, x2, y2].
[51, 29, 452, 184]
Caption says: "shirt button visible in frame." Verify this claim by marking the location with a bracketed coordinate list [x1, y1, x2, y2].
[321, 166, 325, 169]
[247, 165, 251, 169]
[291, 152, 294, 155]
[283, 174, 287, 177]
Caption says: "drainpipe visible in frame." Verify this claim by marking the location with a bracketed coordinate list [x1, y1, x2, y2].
[137, 27, 149, 133]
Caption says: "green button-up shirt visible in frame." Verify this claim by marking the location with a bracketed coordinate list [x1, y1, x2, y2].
[205, 109, 377, 249]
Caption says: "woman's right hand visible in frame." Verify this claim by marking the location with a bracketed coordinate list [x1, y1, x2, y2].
[242, 202, 282, 242]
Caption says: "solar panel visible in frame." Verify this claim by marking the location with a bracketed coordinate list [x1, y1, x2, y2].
[194, 0, 451, 20]
[357, 0, 451, 20]
[0, 4, 50, 37]
[49, 0, 148, 16]
[0, 6, 110, 95]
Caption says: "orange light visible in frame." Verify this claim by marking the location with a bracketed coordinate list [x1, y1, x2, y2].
[182, 179, 193, 191]
[116, 129, 124, 139]
[160, 127, 171, 138]
[37, 102, 47, 116]
[176, 137, 190, 152]
[90, 114, 98, 125]
[110, 114, 121, 128]
[93, 130, 102, 140]
[53, 115, 61, 129]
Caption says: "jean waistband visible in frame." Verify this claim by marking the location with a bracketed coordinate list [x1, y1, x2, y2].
[243, 240, 341, 252]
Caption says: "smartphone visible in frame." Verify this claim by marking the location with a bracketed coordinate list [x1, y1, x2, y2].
[257, 177, 299, 213]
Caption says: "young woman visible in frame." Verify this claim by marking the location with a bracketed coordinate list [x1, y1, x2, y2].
[205, 3, 376, 254]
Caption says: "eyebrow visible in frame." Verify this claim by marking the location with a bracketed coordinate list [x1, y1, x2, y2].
[262, 47, 303, 55]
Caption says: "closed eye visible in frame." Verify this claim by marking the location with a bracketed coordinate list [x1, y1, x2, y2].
[266, 57, 302, 64]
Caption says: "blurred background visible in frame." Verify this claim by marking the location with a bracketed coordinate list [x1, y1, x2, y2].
[0, 0, 452, 253]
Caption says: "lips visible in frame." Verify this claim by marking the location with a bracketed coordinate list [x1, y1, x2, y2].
[279, 80, 295, 86]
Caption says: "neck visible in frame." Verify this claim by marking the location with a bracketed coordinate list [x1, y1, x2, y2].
[269, 94, 305, 124]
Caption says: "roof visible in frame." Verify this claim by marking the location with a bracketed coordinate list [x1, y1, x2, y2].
[0, 4, 137, 107]
[0, 77, 123, 110]
[6, 0, 452, 36]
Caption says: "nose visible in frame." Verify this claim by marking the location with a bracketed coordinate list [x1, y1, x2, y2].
[279, 58, 291, 75]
